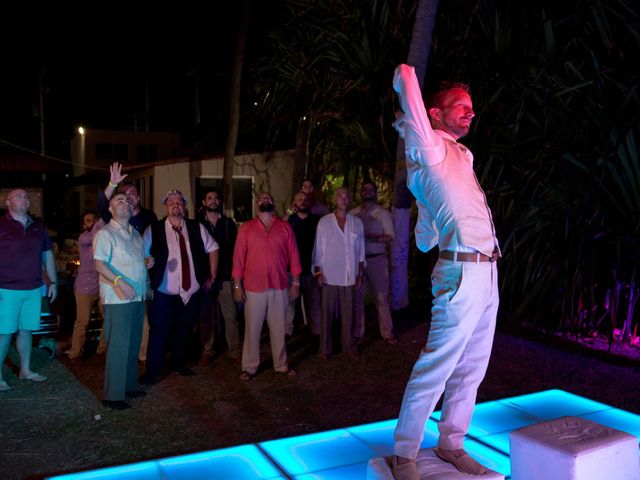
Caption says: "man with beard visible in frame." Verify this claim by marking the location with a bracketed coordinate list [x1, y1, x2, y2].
[197, 187, 240, 365]
[98, 162, 158, 363]
[350, 181, 396, 345]
[140, 190, 219, 384]
[286, 191, 320, 336]
[391, 65, 500, 478]
[232, 192, 301, 380]
[68, 211, 107, 365]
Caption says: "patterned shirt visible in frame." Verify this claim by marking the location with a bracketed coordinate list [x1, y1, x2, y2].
[93, 219, 147, 305]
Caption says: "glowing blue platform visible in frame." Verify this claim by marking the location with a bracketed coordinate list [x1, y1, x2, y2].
[48, 389, 639, 480]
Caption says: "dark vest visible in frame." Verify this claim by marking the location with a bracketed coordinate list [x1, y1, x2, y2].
[149, 219, 209, 290]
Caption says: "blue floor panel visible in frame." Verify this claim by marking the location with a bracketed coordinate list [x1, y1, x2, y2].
[346, 418, 440, 456]
[496, 389, 611, 419]
[49, 390, 639, 480]
[157, 445, 286, 480]
[259, 429, 378, 476]
[580, 408, 640, 440]
[293, 462, 368, 480]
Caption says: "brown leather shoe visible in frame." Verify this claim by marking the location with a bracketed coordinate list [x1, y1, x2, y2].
[391, 455, 419, 480]
[435, 448, 486, 475]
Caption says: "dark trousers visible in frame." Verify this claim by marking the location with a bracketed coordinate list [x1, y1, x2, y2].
[320, 284, 355, 356]
[103, 301, 143, 401]
[146, 289, 203, 377]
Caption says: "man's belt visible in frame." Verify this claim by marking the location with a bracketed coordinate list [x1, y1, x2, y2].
[365, 252, 385, 259]
[439, 250, 499, 263]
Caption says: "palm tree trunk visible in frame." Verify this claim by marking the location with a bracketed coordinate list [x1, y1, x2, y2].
[223, 0, 250, 217]
[291, 116, 309, 195]
[390, 0, 440, 310]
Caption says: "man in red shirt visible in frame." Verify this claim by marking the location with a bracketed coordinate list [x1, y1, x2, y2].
[232, 192, 302, 380]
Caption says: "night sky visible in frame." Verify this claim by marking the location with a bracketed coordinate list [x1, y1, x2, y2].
[0, 3, 272, 163]
[1, 64, 233, 158]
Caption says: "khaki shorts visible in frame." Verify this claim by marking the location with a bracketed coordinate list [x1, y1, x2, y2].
[0, 287, 42, 334]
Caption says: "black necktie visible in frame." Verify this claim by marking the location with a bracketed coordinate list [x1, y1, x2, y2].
[172, 225, 191, 291]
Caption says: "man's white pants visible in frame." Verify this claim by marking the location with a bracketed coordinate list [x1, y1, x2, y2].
[394, 258, 499, 459]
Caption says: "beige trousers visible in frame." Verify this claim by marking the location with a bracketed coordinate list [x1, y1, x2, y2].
[69, 292, 105, 358]
[242, 289, 289, 375]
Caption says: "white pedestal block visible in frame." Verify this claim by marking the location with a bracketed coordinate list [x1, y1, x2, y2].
[367, 448, 504, 480]
[509, 416, 640, 480]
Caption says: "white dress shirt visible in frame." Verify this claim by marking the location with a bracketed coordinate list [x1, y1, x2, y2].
[143, 219, 219, 304]
[393, 64, 499, 258]
[312, 213, 365, 287]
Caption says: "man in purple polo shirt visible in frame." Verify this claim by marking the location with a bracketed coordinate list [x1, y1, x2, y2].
[0, 189, 58, 392]
[67, 211, 106, 365]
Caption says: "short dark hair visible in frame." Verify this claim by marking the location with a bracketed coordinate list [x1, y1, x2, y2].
[81, 209, 98, 219]
[425, 81, 472, 109]
[202, 187, 222, 201]
[80, 210, 98, 227]
[361, 181, 377, 192]
[118, 181, 138, 194]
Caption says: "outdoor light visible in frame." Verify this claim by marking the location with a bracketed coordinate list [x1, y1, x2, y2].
[78, 126, 85, 135]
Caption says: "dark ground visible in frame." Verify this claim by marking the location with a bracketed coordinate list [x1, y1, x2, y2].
[1, 308, 640, 480]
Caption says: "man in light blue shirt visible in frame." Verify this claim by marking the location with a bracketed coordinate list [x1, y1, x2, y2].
[94, 193, 151, 410]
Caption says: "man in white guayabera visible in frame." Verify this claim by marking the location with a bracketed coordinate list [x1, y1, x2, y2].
[391, 64, 500, 479]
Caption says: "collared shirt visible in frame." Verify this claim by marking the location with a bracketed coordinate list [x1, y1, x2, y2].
[232, 216, 302, 293]
[97, 191, 158, 235]
[393, 64, 500, 257]
[74, 219, 104, 296]
[0, 213, 53, 290]
[288, 212, 320, 274]
[312, 213, 365, 287]
[143, 219, 219, 304]
[350, 204, 394, 256]
[93, 219, 147, 305]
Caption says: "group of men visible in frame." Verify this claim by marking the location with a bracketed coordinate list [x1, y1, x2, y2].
[1, 63, 502, 476]
[60, 166, 399, 406]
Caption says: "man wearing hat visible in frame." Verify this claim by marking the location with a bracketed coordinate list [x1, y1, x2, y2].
[140, 189, 219, 384]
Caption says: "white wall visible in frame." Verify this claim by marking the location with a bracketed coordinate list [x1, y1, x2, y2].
[151, 150, 296, 218]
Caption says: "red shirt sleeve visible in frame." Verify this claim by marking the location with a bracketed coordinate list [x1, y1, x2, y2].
[232, 222, 248, 280]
